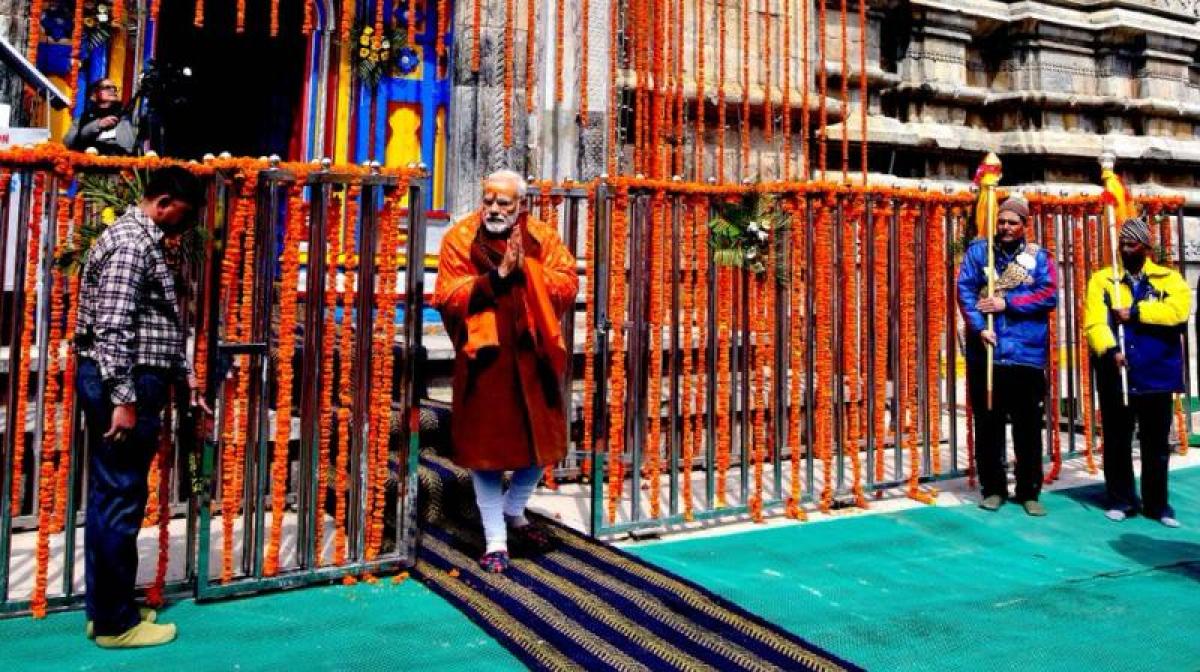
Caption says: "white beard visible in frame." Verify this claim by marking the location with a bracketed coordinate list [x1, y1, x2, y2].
[483, 213, 517, 234]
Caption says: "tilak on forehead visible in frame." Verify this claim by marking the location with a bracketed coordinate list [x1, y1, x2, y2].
[482, 177, 520, 200]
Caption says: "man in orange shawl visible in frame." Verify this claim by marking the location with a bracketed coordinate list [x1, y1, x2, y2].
[433, 170, 578, 572]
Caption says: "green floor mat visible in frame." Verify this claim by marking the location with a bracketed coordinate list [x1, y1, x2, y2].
[629, 468, 1200, 672]
[0, 578, 525, 671]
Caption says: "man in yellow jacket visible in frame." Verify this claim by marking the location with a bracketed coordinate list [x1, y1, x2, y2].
[1084, 217, 1190, 528]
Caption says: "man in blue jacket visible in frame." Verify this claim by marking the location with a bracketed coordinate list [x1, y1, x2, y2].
[957, 196, 1058, 516]
[1084, 217, 1191, 528]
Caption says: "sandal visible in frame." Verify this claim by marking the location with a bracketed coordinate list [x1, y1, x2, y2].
[478, 550, 510, 573]
[510, 523, 554, 553]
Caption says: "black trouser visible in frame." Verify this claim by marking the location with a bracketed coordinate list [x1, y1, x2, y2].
[967, 362, 1046, 502]
[1094, 357, 1175, 519]
[77, 359, 172, 636]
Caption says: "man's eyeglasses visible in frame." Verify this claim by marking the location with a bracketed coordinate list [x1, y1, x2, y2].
[97, 84, 118, 92]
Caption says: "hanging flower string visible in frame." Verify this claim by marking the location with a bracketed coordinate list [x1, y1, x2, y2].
[315, 190, 344, 566]
[1042, 205, 1063, 483]
[334, 186, 361, 564]
[679, 199, 697, 519]
[605, 187, 630, 523]
[646, 195, 665, 517]
[785, 198, 806, 518]
[146, 393, 173, 607]
[926, 202, 946, 478]
[264, 189, 306, 576]
[1072, 212, 1098, 474]
[52, 193, 83, 533]
[526, 0, 538, 114]
[839, 0, 849, 180]
[844, 197, 866, 506]
[716, 0, 727, 180]
[814, 196, 834, 511]
[872, 196, 891, 485]
[67, 0, 86, 103]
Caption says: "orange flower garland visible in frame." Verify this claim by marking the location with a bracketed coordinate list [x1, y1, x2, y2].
[679, 200, 696, 519]
[112, 0, 124, 24]
[748, 274, 765, 522]
[781, 0, 791, 179]
[27, 0, 44, 62]
[606, 0, 618, 172]
[526, 0, 538, 114]
[858, 0, 868, 181]
[762, 0, 772, 145]
[844, 197, 866, 506]
[553, 0, 564, 104]
[716, 0, 727, 180]
[816, 0, 828, 175]
[900, 201, 932, 503]
[715, 265, 733, 505]
[237, 0, 247, 32]
[303, 0, 314, 34]
[739, 0, 750, 177]
[839, 0, 849, 180]
[785, 198, 807, 519]
[68, 0, 86, 102]
[438, 0, 449, 76]
[579, 0, 589, 118]
[800, 0, 810, 178]
[10, 172, 44, 515]
[146, 397, 173, 607]
[472, 0, 482, 71]
[692, 0, 705, 179]
[1175, 397, 1189, 456]
[53, 194, 82, 532]
[646, 196, 665, 517]
[334, 186, 360, 564]
[271, 0, 280, 36]
[1072, 214, 1098, 474]
[342, 0, 354, 44]
[870, 196, 890, 485]
[1042, 206, 1063, 483]
[814, 196, 834, 511]
[315, 191, 343, 566]
[605, 187, 629, 523]
[581, 187, 597, 483]
[264, 190, 305, 576]
[151, 0, 161, 23]
[218, 184, 248, 583]
[194, 0, 205, 27]
[504, 0, 515, 147]
[926, 202, 946, 477]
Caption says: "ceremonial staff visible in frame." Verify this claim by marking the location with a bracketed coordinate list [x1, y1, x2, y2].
[974, 153, 1003, 409]
[1100, 152, 1132, 405]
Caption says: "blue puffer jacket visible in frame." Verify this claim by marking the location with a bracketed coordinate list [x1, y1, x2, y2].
[956, 238, 1058, 368]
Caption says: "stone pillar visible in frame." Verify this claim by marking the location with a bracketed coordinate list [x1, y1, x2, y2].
[447, 0, 533, 217]
[0, 0, 32, 126]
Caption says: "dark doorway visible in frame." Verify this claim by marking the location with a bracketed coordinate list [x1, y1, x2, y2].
[153, 0, 308, 159]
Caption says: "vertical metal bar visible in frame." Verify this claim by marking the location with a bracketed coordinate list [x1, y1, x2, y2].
[398, 177, 427, 559]
[772, 206, 788, 500]
[350, 180, 381, 561]
[625, 193, 649, 522]
[298, 181, 329, 569]
[560, 195, 581, 472]
[1062, 206, 1077, 456]
[28, 178, 58, 538]
[865, 194, 877, 487]
[0, 172, 35, 603]
[945, 199, 959, 475]
[738, 267, 750, 505]
[247, 174, 284, 577]
[589, 184, 612, 536]
[916, 195, 930, 476]
[668, 195, 682, 517]
[196, 174, 231, 592]
[1176, 205, 1193, 444]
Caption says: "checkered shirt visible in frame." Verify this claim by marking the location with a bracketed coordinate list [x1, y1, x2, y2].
[76, 206, 189, 404]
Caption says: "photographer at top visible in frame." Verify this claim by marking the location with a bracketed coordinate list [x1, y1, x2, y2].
[65, 79, 138, 156]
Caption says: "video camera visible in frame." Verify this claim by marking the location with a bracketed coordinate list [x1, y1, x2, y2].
[128, 60, 194, 117]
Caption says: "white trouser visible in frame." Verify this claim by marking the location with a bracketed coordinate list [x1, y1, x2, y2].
[470, 465, 544, 554]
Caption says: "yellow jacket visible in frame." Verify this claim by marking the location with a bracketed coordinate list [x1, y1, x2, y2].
[1083, 258, 1191, 394]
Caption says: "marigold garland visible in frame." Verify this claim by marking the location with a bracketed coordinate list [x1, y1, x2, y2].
[858, 0, 868, 181]
[471, 0, 482, 71]
[146, 396, 173, 607]
[900, 201, 932, 503]
[926, 202, 946, 478]
[748, 273, 765, 522]
[1042, 206, 1063, 483]
[67, 0, 86, 103]
[315, 191, 343, 566]
[605, 187, 630, 523]
[581, 187, 597, 483]
[237, 0, 246, 32]
[715, 265, 733, 505]
[334, 186, 361, 564]
[579, 0, 589, 118]
[437, 0, 449, 76]
[679, 200, 696, 518]
[871, 197, 891, 485]
[26, 0, 44, 62]
[112, 0, 124, 24]
[1072, 213, 1098, 474]
[844, 197, 866, 506]
[816, 0, 828, 175]
[151, 0, 161, 23]
[839, 0, 850, 180]
[781, 0, 791, 179]
[1175, 396, 1189, 456]
[784, 198, 806, 518]
[52, 194, 83, 533]
[303, 0, 314, 34]
[342, 0, 355, 44]
[800, 0, 810, 178]
[761, 0, 772, 146]
[716, 0, 727, 180]
[218, 183, 248, 583]
[526, 0, 538, 114]
[271, 0, 280, 36]
[813, 196, 834, 511]
[366, 191, 401, 559]
[738, 0, 750, 177]
[264, 190, 306, 576]
[646, 196, 665, 517]
[194, 0, 205, 27]
[605, 0, 618, 172]
[10, 172, 45, 515]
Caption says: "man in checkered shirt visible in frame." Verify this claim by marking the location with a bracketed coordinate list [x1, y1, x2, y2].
[75, 166, 207, 648]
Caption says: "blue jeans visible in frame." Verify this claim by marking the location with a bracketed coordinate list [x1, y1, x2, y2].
[77, 358, 172, 636]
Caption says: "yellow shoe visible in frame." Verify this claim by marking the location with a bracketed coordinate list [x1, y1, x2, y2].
[93, 619, 174, 650]
[86, 607, 158, 639]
